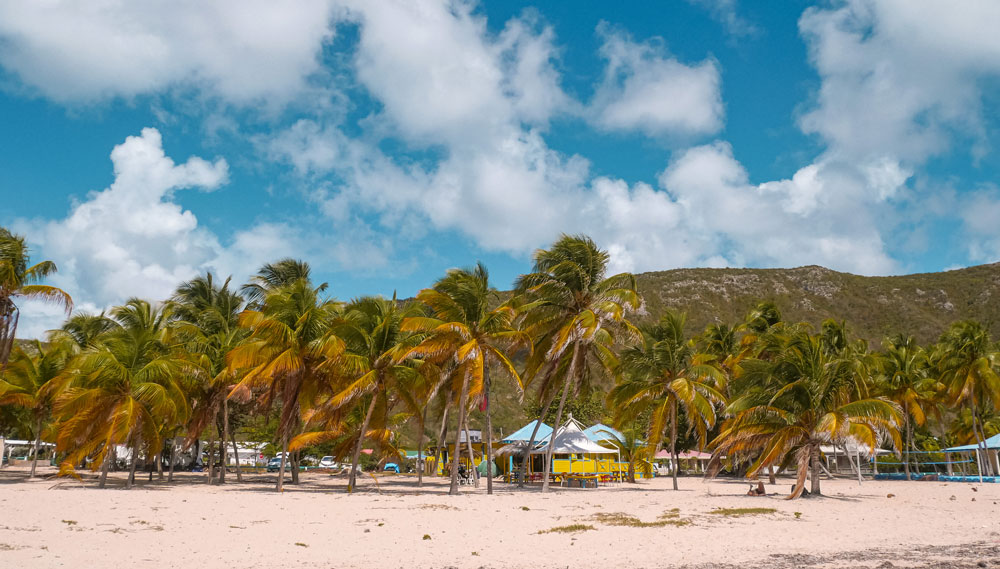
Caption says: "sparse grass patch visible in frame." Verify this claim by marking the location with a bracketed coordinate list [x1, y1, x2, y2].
[590, 512, 690, 528]
[794, 512, 802, 519]
[423, 534, 432, 540]
[708, 507, 777, 517]
[520, 506, 530, 511]
[418, 504, 457, 511]
[538, 524, 596, 534]
[61, 520, 77, 526]
[295, 542, 308, 548]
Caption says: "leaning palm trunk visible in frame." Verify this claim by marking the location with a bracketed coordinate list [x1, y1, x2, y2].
[348, 396, 378, 493]
[126, 444, 139, 489]
[903, 403, 911, 481]
[276, 431, 289, 492]
[220, 400, 230, 484]
[463, 423, 478, 488]
[434, 405, 449, 477]
[483, 368, 494, 495]
[29, 415, 42, 478]
[230, 432, 243, 483]
[972, 409, 991, 478]
[670, 399, 679, 491]
[417, 404, 429, 487]
[787, 447, 810, 500]
[542, 342, 580, 493]
[98, 444, 112, 489]
[449, 371, 472, 495]
[518, 388, 556, 488]
[206, 429, 215, 485]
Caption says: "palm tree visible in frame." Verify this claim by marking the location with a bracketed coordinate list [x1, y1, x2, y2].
[711, 329, 900, 498]
[514, 235, 641, 492]
[0, 227, 72, 368]
[935, 321, 1000, 476]
[404, 263, 528, 495]
[609, 311, 725, 490]
[240, 259, 315, 308]
[877, 335, 939, 480]
[52, 299, 189, 489]
[171, 273, 247, 484]
[0, 340, 71, 476]
[227, 276, 343, 491]
[295, 295, 421, 492]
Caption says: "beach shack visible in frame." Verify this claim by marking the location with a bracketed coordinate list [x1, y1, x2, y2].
[531, 417, 622, 483]
[944, 433, 1000, 479]
[496, 420, 552, 478]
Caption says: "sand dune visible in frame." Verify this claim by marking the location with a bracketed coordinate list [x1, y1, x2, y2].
[0, 466, 996, 568]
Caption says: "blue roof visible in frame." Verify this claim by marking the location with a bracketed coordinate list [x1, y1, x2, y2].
[945, 433, 1000, 452]
[502, 420, 552, 444]
[584, 423, 624, 443]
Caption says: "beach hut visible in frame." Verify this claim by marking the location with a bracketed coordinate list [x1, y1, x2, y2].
[654, 449, 712, 475]
[944, 433, 1000, 479]
[496, 420, 552, 478]
[531, 417, 620, 482]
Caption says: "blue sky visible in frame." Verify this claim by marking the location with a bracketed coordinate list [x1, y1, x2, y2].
[2, 0, 1000, 337]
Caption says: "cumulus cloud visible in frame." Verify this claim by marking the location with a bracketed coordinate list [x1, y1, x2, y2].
[798, 0, 1000, 162]
[589, 25, 724, 138]
[0, 0, 341, 105]
[13, 128, 305, 337]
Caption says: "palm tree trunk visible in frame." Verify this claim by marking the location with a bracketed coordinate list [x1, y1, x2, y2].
[483, 367, 494, 495]
[971, 408, 991, 477]
[230, 432, 243, 483]
[903, 406, 911, 481]
[434, 404, 449, 477]
[787, 448, 809, 499]
[126, 444, 139, 489]
[768, 465, 776, 485]
[449, 371, 472, 495]
[417, 404, 429, 487]
[98, 444, 112, 489]
[670, 398, 679, 491]
[348, 396, 378, 493]
[167, 438, 176, 483]
[809, 444, 822, 495]
[464, 422, 479, 488]
[29, 415, 42, 478]
[542, 342, 580, 493]
[518, 388, 556, 488]
[206, 428, 215, 485]
[220, 398, 230, 485]
[276, 430, 289, 492]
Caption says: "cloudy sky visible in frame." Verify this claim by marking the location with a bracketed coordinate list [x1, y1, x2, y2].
[3, 0, 1000, 338]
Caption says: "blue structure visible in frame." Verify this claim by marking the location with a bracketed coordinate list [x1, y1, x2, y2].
[944, 433, 1000, 452]
[502, 420, 552, 444]
[583, 423, 624, 444]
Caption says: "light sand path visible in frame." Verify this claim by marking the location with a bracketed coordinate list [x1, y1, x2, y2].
[0, 466, 996, 568]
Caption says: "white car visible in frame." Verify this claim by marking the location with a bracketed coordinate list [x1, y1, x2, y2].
[318, 456, 339, 468]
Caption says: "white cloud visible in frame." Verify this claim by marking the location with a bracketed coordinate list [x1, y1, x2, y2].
[13, 128, 306, 338]
[589, 25, 724, 138]
[799, 0, 1000, 162]
[686, 0, 758, 38]
[0, 0, 341, 105]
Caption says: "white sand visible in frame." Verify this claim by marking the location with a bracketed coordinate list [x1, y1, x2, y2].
[0, 466, 997, 568]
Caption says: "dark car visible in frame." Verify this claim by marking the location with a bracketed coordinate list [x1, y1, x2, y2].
[266, 456, 291, 472]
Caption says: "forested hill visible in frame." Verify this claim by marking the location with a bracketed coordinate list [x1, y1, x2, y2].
[634, 262, 1000, 346]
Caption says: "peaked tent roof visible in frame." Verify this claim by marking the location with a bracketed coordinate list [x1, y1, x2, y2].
[501, 420, 552, 444]
[530, 419, 618, 455]
[583, 423, 624, 443]
[945, 433, 1000, 452]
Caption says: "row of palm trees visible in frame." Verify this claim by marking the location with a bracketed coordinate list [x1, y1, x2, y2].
[1, 227, 999, 498]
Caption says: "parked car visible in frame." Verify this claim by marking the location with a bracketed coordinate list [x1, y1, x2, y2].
[318, 456, 339, 468]
[266, 457, 292, 472]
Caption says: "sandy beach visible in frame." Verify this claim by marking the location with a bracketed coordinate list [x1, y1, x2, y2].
[0, 466, 996, 569]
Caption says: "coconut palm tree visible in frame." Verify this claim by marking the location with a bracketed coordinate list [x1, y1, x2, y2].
[0, 227, 72, 369]
[404, 263, 528, 495]
[514, 235, 641, 492]
[52, 299, 189, 489]
[0, 340, 72, 476]
[876, 335, 939, 480]
[934, 321, 1000, 476]
[711, 329, 901, 498]
[170, 273, 247, 484]
[609, 311, 725, 490]
[227, 276, 343, 491]
[294, 295, 421, 492]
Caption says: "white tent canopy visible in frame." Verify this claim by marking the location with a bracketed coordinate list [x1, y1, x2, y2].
[530, 417, 618, 455]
